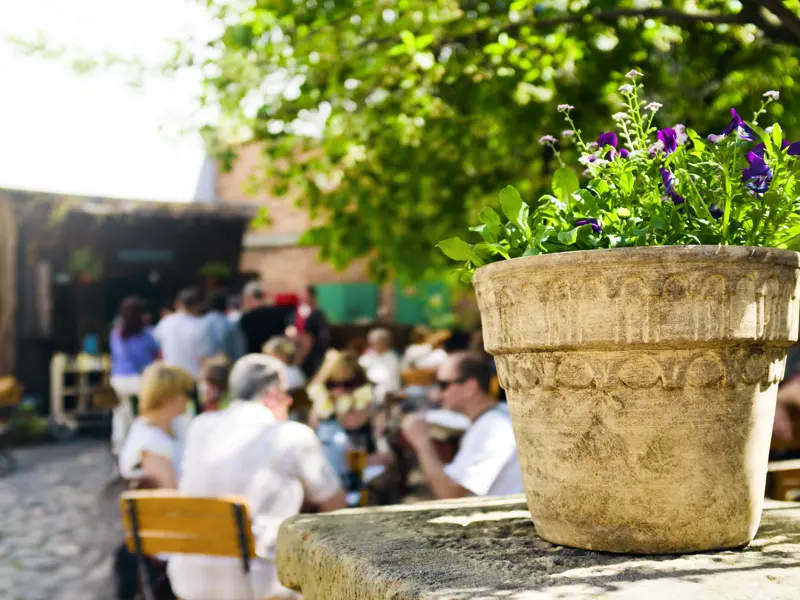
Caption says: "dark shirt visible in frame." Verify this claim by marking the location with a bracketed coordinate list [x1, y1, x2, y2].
[239, 306, 293, 355]
[301, 308, 330, 377]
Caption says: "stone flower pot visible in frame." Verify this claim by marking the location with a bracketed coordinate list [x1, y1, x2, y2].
[474, 246, 800, 553]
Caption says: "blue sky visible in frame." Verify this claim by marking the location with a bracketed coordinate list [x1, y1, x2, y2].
[0, 0, 214, 201]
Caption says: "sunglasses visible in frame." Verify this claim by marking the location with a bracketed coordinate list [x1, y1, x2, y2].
[325, 378, 359, 392]
[436, 377, 468, 391]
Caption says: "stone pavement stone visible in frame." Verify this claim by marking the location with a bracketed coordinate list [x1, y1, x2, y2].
[277, 495, 800, 600]
[1, 440, 121, 600]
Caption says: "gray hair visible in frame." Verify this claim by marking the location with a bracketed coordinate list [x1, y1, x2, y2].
[229, 354, 285, 401]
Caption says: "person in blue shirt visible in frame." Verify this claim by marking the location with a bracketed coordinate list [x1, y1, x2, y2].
[202, 290, 245, 363]
[109, 296, 160, 456]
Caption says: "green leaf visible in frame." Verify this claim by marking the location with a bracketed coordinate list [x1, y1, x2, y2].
[499, 185, 532, 240]
[552, 168, 580, 203]
[772, 123, 783, 152]
[479, 206, 503, 229]
[469, 224, 496, 243]
[415, 34, 434, 49]
[437, 237, 486, 266]
[522, 247, 541, 256]
[557, 227, 581, 245]
[400, 31, 415, 47]
[475, 241, 510, 259]
[618, 171, 634, 195]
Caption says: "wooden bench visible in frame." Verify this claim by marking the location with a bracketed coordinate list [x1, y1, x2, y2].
[120, 490, 257, 600]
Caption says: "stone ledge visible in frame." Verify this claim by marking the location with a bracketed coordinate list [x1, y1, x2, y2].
[276, 496, 800, 600]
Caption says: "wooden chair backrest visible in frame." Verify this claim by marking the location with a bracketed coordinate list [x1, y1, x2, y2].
[401, 368, 437, 387]
[120, 491, 256, 559]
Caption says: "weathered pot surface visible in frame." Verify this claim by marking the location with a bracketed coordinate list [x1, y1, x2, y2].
[474, 245, 800, 553]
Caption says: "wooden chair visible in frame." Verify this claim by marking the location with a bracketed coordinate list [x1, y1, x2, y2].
[767, 459, 800, 501]
[120, 490, 257, 600]
[400, 368, 437, 387]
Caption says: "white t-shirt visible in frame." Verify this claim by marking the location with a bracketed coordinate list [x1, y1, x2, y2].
[118, 418, 183, 481]
[168, 401, 342, 600]
[152, 312, 211, 379]
[359, 350, 401, 404]
[443, 408, 524, 496]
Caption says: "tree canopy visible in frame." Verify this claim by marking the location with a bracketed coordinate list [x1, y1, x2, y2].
[29, 1, 800, 282]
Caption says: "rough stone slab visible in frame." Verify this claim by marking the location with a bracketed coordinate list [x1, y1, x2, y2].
[276, 495, 800, 600]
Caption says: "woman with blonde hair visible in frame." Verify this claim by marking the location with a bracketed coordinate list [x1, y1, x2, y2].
[118, 362, 193, 489]
[308, 350, 394, 479]
[263, 335, 307, 390]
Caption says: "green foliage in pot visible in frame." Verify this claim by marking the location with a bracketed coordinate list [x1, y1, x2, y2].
[68, 247, 103, 280]
[439, 72, 800, 282]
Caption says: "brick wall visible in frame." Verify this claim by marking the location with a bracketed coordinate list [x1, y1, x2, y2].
[217, 144, 374, 294]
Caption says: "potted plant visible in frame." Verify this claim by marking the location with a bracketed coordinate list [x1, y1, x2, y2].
[438, 70, 800, 554]
[68, 247, 103, 284]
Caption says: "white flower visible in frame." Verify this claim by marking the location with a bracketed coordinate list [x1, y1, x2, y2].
[618, 84, 634, 95]
[763, 90, 780, 101]
[612, 112, 629, 121]
[578, 155, 593, 165]
[561, 129, 575, 138]
[586, 142, 598, 151]
[626, 69, 643, 79]
[646, 102, 663, 112]
[557, 103, 574, 112]
[539, 134, 558, 145]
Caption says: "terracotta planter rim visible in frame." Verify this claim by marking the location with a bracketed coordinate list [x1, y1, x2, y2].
[473, 245, 800, 285]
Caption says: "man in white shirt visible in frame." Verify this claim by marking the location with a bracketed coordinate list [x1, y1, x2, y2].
[402, 351, 524, 498]
[168, 354, 346, 600]
[152, 287, 212, 380]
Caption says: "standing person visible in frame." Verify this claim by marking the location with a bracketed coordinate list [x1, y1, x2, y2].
[202, 289, 245, 362]
[238, 281, 291, 355]
[297, 286, 331, 378]
[168, 354, 346, 600]
[359, 328, 401, 405]
[401, 352, 524, 499]
[109, 297, 160, 456]
[152, 288, 213, 418]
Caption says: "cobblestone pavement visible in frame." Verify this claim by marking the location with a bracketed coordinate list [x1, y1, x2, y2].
[0, 439, 121, 600]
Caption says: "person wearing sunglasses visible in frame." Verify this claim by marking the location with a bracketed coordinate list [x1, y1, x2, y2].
[401, 351, 523, 499]
[309, 350, 395, 484]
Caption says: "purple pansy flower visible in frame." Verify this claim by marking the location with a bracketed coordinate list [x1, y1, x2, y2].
[597, 131, 618, 149]
[657, 128, 678, 154]
[708, 204, 723, 219]
[708, 109, 756, 143]
[742, 151, 772, 194]
[618, 148, 630, 159]
[789, 142, 800, 156]
[660, 168, 685, 205]
[575, 218, 602, 233]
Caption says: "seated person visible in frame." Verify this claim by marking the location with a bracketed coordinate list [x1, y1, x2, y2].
[198, 354, 230, 412]
[308, 350, 395, 479]
[168, 354, 346, 600]
[263, 335, 307, 390]
[359, 328, 401, 405]
[402, 352, 524, 499]
[118, 362, 193, 489]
